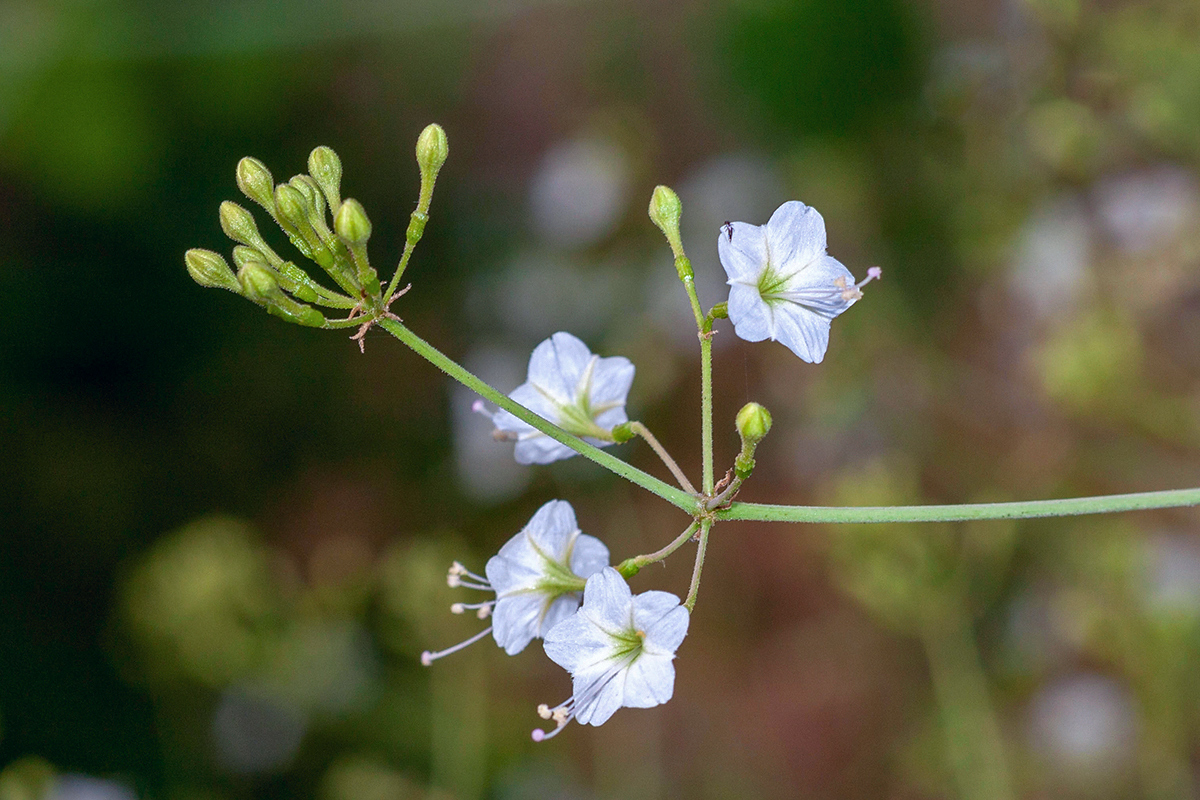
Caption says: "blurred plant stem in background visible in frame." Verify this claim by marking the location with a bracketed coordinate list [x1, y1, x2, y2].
[921, 606, 1012, 800]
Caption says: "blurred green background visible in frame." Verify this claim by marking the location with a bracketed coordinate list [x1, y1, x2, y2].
[3, 0, 1200, 797]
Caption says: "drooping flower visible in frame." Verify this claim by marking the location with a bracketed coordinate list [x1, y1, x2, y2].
[421, 500, 609, 664]
[532, 567, 689, 740]
[477, 332, 634, 465]
[718, 201, 880, 363]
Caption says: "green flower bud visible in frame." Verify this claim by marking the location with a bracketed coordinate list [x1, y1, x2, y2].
[335, 198, 372, 244]
[185, 248, 241, 292]
[308, 146, 343, 212]
[238, 263, 325, 327]
[289, 174, 325, 217]
[236, 157, 275, 212]
[736, 402, 773, 446]
[611, 421, 635, 443]
[709, 301, 728, 320]
[649, 184, 681, 234]
[238, 262, 280, 302]
[274, 184, 310, 230]
[231, 245, 265, 270]
[219, 201, 263, 248]
[416, 123, 449, 183]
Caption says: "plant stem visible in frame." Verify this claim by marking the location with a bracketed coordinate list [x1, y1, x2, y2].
[716, 487, 1200, 524]
[629, 422, 697, 495]
[921, 608, 1014, 800]
[617, 521, 699, 577]
[700, 332, 714, 496]
[377, 318, 698, 513]
[684, 519, 712, 612]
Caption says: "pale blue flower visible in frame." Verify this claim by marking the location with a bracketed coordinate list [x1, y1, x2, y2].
[718, 201, 879, 363]
[422, 500, 609, 664]
[533, 567, 689, 740]
[483, 332, 635, 464]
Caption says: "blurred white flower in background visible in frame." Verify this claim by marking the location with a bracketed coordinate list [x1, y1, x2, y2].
[453, 346, 532, 502]
[1027, 673, 1139, 784]
[47, 776, 137, 800]
[1009, 196, 1094, 321]
[212, 688, 307, 774]
[1142, 534, 1200, 620]
[1094, 166, 1199, 255]
[530, 135, 632, 249]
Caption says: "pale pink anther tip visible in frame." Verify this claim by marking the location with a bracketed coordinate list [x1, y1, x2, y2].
[867, 266, 882, 279]
[420, 651, 434, 666]
[472, 399, 486, 413]
[531, 729, 546, 742]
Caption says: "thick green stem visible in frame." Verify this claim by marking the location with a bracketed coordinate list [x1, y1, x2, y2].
[684, 519, 712, 612]
[616, 521, 699, 577]
[716, 487, 1200, 524]
[921, 609, 1014, 800]
[376, 318, 697, 513]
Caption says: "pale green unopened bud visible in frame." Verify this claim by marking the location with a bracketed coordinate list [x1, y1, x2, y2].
[238, 263, 325, 327]
[334, 199, 372, 244]
[185, 248, 241, 292]
[649, 185, 683, 253]
[219, 201, 263, 247]
[238, 262, 279, 302]
[289, 174, 325, 217]
[611, 422, 635, 443]
[308, 146, 343, 211]
[274, 184, 310, 230]
[231, 245, 265, 269]
[736, 402, 773, 447]
[236, 157, 275, 211]
[416, 124, 449, 183]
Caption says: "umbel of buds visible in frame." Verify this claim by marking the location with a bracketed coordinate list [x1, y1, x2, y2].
[185, 127, 449, 348]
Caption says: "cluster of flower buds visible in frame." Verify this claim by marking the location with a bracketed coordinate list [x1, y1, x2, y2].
[185, 125, 450, 349]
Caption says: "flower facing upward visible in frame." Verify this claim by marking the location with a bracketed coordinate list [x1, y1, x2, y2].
[718, 201, 880, 363]
[421, 500, 609, 664]
[533, 567, 689, 740]
[479, 332, 635, 464]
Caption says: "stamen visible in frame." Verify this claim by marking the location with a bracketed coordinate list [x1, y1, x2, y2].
[420, 625, 494, 666]
[471, 399, 493, 419]
[451, 600, 495, 618]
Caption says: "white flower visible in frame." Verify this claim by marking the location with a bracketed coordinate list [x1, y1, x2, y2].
[718, 201, 880, 363]
[532, 567, 689, 740]
[421, 500, 609, 664]
[478, 332, 634, 465]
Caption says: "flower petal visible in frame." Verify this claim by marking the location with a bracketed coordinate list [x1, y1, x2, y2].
[643, 605, 689, 654]
[580, 568, 634, 634]
[717, 221, 768, 283]
[513, 436, 575, 465]
[631, 590, 683, 630]
[727, 284, 774, 342]
[544, 611, 616, 673]
[523, 500, 578, 560]
[526, 332, 593, 402]
[539, 593, 583, 638]
[765, 201, 826, 274]
[588, 356, 635, 408]
[569, 533, 610, 580]
[620, 653, 676, 709]
[573, 663, 626, 726]
[491, 593, 545, 655]
[777, 255, 858, 318]
[771, 302, 832, 363]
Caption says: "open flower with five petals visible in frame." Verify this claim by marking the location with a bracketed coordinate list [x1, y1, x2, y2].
[532, 567, 689, 740]
[483, 332, 635, 464]
[719, 201, 879, 363]
[422, 500, 609, 664]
